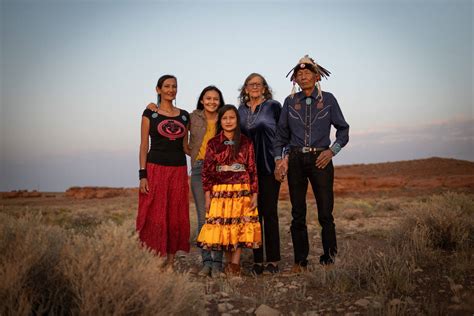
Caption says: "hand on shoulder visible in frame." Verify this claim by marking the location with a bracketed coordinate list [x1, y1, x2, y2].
[146, 103, 159, 112]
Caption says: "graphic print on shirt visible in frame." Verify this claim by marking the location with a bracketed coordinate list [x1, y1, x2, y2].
[312, 104, 333, 124]
[157, 119, 186, 140]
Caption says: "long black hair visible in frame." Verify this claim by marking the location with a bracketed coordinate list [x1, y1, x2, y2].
[156, 74, 177, 105]
[216, 104, 241, 159]
[196, 85, 225, 110]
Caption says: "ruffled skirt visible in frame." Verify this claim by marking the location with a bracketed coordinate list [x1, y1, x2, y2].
[197, 183, 261, 251]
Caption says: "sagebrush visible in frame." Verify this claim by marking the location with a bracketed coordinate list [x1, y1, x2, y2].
[0, 214, 204, 315]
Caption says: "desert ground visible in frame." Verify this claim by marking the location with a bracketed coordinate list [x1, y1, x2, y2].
[1, 157, 473, 315]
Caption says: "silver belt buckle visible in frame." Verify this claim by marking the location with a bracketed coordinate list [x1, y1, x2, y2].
[231, 163, 243, 171]
[302, 147, 311, 153]
[217, 164, 245, 172]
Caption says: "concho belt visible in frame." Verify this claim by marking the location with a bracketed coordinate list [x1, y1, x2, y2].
[216, 163, 246, 172]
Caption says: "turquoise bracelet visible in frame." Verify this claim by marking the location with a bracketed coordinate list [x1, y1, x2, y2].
[330, 143, 341, 156]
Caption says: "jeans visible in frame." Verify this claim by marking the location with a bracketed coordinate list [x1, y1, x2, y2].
[287, 151, 337, 265]
[191, 160, 223, 269]
[253, 174, 281, 263]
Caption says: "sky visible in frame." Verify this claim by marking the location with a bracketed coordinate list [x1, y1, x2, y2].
[1, 0, 473, 191]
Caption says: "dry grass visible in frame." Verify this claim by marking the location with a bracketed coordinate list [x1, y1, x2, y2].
[308, 244, 416, 298]
[0, 194, 136, 235]
[392, 192, 474, 306]
[337, 197, 405, 221]
[1, 191, 472, 315]
[0, 214, 204, 315]
[307, 192, 474, 313]
[0, 214, 69, 315]
[339, 199, 375, 219]
[395, 192, 473, 253]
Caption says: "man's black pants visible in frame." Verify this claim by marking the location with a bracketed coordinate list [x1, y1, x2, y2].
[288, 151, 337, 265]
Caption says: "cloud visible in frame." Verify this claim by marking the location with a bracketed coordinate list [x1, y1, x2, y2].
[349, 117, 473, 144]
[336, 118, 474, 165]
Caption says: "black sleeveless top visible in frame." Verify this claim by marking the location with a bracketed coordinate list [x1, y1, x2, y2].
[142, 108, 190, 166]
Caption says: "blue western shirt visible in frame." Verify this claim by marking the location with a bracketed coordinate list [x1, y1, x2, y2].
[239, 99, 282, 176]
[274, 88, 349, 157]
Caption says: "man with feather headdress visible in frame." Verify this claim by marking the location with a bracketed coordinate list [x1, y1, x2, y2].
[274, 55, 349, 272]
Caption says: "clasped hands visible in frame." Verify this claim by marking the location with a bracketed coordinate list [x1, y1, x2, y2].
[274, 157, 288, 183]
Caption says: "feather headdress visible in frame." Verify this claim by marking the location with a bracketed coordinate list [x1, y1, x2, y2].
[286, 55, 331, 81]
[287, 55, 331, 98]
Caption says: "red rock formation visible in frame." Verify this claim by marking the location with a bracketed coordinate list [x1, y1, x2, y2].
[65, 187, 128, 199]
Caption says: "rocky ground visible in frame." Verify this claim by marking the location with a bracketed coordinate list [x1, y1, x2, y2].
[2, 157, 473, 315]
[173, 197, 473, 315]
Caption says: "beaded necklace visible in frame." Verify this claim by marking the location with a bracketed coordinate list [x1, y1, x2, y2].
[246, 99, 266, 129]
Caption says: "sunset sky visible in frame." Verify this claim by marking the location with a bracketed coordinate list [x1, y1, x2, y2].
[1, 0, 473, 191]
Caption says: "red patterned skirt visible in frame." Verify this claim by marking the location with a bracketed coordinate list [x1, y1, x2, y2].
[137, 163, 190, 256]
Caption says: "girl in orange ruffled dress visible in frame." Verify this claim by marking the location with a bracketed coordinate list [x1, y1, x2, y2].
[197, 104, 261, 275]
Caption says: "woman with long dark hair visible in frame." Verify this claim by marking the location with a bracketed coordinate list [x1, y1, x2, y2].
[188, 86, 226, 277]
[137, 74, 190, 269]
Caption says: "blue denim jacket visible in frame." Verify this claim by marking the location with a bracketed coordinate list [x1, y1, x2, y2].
[274, 88, 349, 157]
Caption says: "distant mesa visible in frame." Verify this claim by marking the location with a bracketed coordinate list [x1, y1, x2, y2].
[332, 157, 474, 196]
[279, 157, 474, 198]
[65, 186, 136, 199]
[2, 157, 472, 199]
[2, 190, 43, 199]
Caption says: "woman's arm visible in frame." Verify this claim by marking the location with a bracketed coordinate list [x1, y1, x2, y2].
[139, 116, 150, 193]
[183, 122, 191, 155]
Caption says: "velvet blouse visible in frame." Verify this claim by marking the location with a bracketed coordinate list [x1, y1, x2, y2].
[239, 99, 282, 176]
[201, 131, 258, 193]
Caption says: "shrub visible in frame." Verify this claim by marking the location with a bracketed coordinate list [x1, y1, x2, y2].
[0, 213, 74, 315]
[340, 199, 375, 218]
[396, 192, 474, 253]
[0, 214, 204, 315]
[340, 208, 364, 221]
[374, 198, 402, 212]
[308, 245, 415, 297]
[61, 220, 204, 315]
